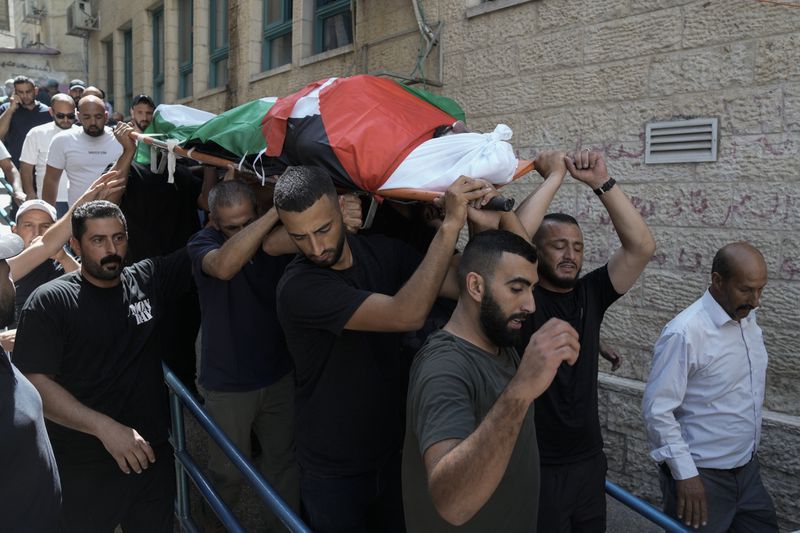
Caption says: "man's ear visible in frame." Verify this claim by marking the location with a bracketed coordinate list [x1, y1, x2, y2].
[69, 236, 81, 257]
[465, 271, 485, 303]
[710, 271, 723, 291]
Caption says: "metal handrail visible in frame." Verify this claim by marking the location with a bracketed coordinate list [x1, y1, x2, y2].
[606, 479, 689, 532]
[163, 362, 311, 533]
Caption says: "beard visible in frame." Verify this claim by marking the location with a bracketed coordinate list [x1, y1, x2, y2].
[84, 254, 124, 280]
[309, 226, 346, 268]
[134, 119, 151, 131]
[538, 259, 581, 290]
[83, 124, 104, 137]
[479, 288, 529, 348]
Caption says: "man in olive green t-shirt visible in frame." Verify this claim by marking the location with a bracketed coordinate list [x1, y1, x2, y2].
[402, 230, 580, 532]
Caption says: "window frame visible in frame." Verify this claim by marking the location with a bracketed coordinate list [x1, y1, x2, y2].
[178, 0, 194, 98]
[313, 0, 352, 55]
[152, 7, 165, 105]
[208, 0, 230, 88]
[262, 0, 292, 71]
[123, 29, 133, 112]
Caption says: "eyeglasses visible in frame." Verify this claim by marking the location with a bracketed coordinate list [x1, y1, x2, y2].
[55, 112, 76, 120]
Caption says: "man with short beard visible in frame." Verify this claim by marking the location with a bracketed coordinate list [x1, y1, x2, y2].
[0, 76, 51, 168]
[41, 95, 125, 207]
[129, 94, 155, 133]
[270, 165, 502, 533]
[514, 149, 656, 532]
[402, 230, 580, 532]
[13, 199, 190, 532]
[19, 93, 78, 216]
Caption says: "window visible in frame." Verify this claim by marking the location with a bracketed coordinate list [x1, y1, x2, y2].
[314, 0, 351, 54]
[0, 0, 9, 31]
[178, 0, 193, 98]
[152, 7, 165, 105]
[104, 39, 114, 109]
[262, 0, 292, 71]
[209, 0, 229, 88]
[123, 29, 133, 112]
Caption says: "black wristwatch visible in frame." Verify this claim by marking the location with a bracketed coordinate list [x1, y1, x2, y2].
[593, 177, 616, 196]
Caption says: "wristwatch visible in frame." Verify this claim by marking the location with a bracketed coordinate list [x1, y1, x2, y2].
[593, 177, 616, 196]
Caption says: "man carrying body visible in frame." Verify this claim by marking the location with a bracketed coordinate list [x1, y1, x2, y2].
[13, 195, 190, 532]
[19, 93, 77, 216]
[129, 94, 156, 133]
[402, 230, 580, 532]
[642, 242, 778, 532]
[188, 180, 298, 529]
[0, 76, 51, 169]
[0, 231, 62, 533]
[271, 166, 498, 532]
[41, 95, 124, 206]
[514, 149, 656, 532]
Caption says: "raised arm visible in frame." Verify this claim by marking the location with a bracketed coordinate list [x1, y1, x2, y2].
[0, 99, 17, 139]
[106, 122, 136, 204]
[566, 150, 655, 294]
[9, 171, 124, 280]
[203, 208, 281, 280]
[344, 178, 492, 332]
[25, 373, 156, 474]
[424, 318, 580, 525]
[515, 150, 568, 238]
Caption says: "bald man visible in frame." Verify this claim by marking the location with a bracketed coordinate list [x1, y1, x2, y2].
[42, 95, 124, 206]
[642, 242, 778, 532]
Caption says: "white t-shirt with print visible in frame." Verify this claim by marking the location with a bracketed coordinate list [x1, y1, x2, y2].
[20, 122, 72, 203]
[46, 127, 123, 206]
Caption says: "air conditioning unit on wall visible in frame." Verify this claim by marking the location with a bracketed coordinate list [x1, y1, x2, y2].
[66, 1, 99, 37]
[22, 0, 46, 22]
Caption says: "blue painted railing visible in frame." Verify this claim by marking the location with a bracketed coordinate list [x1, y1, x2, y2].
[606, 479, 689, 532]
[163, 363, 311, 533]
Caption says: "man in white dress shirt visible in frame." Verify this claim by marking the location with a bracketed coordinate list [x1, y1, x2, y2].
[642, 242, 778, 532]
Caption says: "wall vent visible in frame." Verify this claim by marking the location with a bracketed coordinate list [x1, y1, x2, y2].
[645, 118, 718, 164]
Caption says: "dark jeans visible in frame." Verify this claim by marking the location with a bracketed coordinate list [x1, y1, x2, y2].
[660, 456, 779, 533]
[300, 451, 405, 533]
[58, 443, 175, 533]
[538, 452, 608, 533]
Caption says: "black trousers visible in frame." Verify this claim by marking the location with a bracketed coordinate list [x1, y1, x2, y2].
[660, 456, 779, 533]
[537, 452, 608, 533]
[57, 443, 176, 533]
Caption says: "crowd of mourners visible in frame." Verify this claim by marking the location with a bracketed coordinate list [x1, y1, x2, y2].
[0, 74, 781, 533]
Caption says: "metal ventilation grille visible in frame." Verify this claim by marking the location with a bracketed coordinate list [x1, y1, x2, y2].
[645, 118, 718, 164]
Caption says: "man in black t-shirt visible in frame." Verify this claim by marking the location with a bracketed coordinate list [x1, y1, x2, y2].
[0, 232, 62, 533]
[13, 200, 191, 532]
[403, 230, 580, 532]
[515, 150, 656, 532]
[270, 166, 496, 533]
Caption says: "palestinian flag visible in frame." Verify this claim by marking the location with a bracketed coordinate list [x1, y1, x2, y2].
[262, 75, 466, 193]
[134, 105, 217, 165]
[183, 98, 277, 159]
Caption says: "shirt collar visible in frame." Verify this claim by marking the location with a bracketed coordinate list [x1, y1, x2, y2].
[702, 289, 738, 328]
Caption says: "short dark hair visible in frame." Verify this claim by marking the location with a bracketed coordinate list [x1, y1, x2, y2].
[457, 230, 538, 292]
[13, 75, 35, 89]
[273, 166, 337, 213]
[208, 180, 257, 215]
[533, 213, 581, 244]
[72, 200, 127, 241]
[131, 94, 155, 109]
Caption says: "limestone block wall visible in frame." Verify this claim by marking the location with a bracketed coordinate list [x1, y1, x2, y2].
[85, 0, 800, 526]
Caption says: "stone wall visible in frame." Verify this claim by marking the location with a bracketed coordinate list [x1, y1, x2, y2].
[87, 0, 800, 526]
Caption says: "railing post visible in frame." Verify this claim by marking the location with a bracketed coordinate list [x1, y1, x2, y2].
[169, 389, 193, 530]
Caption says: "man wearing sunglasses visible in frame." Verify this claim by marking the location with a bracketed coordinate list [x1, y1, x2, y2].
[19, 94, 77, 218]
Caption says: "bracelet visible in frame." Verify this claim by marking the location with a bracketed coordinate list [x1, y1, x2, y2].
[593, 177, 616, 196]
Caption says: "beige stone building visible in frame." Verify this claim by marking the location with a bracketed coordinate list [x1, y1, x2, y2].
[0, 0, 88, 87]
[87, 0, 800, 528]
